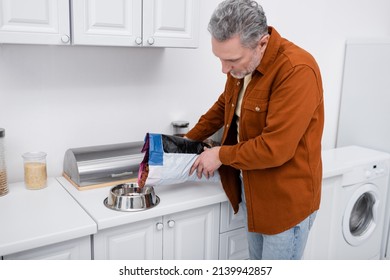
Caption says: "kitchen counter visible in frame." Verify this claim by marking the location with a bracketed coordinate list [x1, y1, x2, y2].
[56, 146, 359, 232]
[57, 176, 228, 230]
[1, 145, 383, 258]
[0, 178, 97, 256]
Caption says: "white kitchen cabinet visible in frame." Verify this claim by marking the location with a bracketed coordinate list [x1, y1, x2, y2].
[71, 0, 200, 48]
[71, 0, 142, 47]
[142, 0, 200, 48]
[3, 236, 91, 260]
[0, 0, 71, 45]
[163, 203, 220, 259]
[93, 204, 220, 260]
[93, 216, 162, 259]
[219, 227, 249, 260]
[219, 201, 249, 260]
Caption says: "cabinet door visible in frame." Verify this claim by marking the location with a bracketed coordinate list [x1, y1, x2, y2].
[302, 176, 342, 260]
[3, 236, 91, 260]
[163, 204, 220, 260]
[71, 0, 142, 46]
[220, 201, 247, 233]
[0, 0, 70, 45]
[143, 0, 199, 48]
[93, 217, 163, 260]
[219, 228, 249, 260]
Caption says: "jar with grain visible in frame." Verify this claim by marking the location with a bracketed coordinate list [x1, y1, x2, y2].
[22, 151, 47, 190]
[0, 128, 9, 196]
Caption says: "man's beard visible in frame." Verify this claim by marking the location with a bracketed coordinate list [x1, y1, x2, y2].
[230, 51, 260, 79]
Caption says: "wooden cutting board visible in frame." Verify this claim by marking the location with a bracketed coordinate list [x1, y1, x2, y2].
[62, 173, 138, 191]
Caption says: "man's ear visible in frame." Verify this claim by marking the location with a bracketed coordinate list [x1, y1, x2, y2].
[259, 34, 270, 49]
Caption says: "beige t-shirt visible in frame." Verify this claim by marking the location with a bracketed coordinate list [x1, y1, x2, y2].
[235, 73, 252, 141]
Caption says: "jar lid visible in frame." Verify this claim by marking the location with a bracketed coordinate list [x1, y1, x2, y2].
[22, 151, 47, 160]
[171, 121, 189, 128]
[0, 128, 4, 138]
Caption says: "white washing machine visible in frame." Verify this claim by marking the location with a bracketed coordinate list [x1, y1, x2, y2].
[384, 208, 390, 259]
[383, 178, 390, 259]
[304, 146, 390, 259]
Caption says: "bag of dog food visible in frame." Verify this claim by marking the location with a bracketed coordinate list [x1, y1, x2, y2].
[138, 133, 220, 187]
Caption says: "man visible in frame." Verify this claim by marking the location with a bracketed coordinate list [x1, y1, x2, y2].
[187, 0, 324, 260]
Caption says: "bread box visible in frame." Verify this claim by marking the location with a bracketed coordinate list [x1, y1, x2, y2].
[63, 141, 144, 190]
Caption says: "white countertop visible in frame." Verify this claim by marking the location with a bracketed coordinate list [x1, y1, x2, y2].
[0, 178, 97, 256]
[58, 145, 390, 231]
[57, 176, 228, 230]
[2, 145, 388, 257]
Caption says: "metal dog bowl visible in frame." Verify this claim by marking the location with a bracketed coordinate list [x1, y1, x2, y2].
[104, 183, 160, 212]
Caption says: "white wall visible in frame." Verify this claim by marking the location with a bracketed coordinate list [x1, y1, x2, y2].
[1, 0, 390, 183]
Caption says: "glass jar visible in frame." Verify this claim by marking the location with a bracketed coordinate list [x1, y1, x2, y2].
[0, 128, 9, 196]
[171, 121, 189, 137]
[22, 152, 47, 190]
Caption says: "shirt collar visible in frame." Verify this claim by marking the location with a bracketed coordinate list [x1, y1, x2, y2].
[255, 26, 282, 75]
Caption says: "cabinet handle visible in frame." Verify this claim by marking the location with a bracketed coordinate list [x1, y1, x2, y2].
[135, 37, 143, 45]
[167, 220, 175, 228]
[61, 35, 70, 44]
[156, 222, 164, 231]
[147, 37, 155, 45]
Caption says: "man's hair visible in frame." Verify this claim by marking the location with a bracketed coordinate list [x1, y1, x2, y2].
[208, 0, 268, 49]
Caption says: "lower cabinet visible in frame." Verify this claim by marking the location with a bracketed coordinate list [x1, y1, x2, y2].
[219, 228, 249, 260]
[93, 204, 220, 260]
[219, 201, 249, 260]
[93, 216, 162, 259]
[2, 202, 248, 260]
[3, 236, 92, 260]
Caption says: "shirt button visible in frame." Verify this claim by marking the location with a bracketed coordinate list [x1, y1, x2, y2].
[237, 82, 240, 86]
[226, 124, 229, 128]
[255, 106, 260, 112]
[231, 103, 235, 107]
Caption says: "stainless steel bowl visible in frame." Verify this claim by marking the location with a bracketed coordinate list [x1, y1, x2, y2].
[104, 183, 160, 212]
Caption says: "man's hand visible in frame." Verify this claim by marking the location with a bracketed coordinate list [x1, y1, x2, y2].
[190, 146, 222, 179]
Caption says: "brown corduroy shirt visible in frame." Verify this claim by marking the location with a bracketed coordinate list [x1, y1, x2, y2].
[186, 27, 324, 234]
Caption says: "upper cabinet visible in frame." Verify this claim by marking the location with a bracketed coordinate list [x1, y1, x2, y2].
[0, 0, 70, 45]
[71, 0, 142, 47]
[0, 0, 200, 48]
[142, 0, 200, 48]
[72, 0, 200, 48]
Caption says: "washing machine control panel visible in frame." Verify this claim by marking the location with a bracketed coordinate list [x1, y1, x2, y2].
[342, 160, 390, 186]
[365, 166, 386, 179]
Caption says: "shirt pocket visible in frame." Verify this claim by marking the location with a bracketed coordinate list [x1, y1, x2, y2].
[241, 98, 269, 138]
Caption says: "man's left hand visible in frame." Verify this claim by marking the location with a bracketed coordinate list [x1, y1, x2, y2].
[190, 146, 222, 179]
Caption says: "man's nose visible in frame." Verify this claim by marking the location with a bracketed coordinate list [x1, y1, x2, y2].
[221, 61, 232, 74]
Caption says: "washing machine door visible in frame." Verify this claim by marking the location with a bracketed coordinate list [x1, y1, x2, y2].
[342, 183, 380, 246]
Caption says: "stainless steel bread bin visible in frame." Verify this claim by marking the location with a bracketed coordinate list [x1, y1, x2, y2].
[63, 141, 144, 189]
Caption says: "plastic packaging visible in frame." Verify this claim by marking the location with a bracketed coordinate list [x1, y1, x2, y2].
[22, 152, 47, 190]
[0, 128, 8, 196]
[138, 133, 220, 187]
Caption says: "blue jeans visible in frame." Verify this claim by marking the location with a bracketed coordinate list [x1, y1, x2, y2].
[241, 179, 316, 260]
